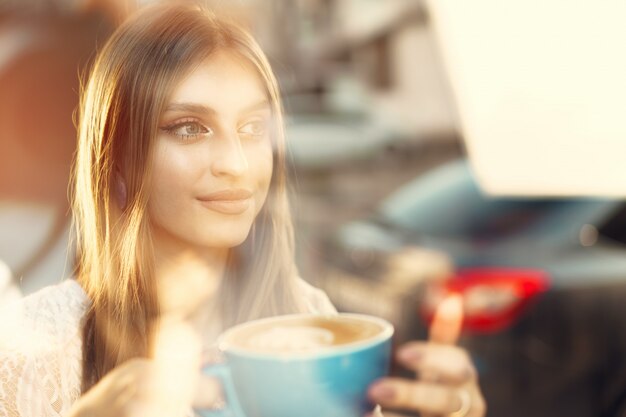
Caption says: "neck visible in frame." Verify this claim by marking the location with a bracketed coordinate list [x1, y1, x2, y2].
[152, 225, 229, 332]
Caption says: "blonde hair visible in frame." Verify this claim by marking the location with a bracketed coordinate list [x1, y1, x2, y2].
[72, 2, 303, 390]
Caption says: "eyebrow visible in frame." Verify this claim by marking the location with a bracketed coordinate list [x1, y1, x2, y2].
[164, 99, 270, 115]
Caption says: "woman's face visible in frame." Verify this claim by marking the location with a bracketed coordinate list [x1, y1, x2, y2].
[148, 50, 274, 250]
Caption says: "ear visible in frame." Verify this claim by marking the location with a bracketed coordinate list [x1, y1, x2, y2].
[114, 170, 127, 210]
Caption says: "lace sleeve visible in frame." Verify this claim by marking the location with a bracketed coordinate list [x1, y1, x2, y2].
[0, 348, 56, 417]
[0, 281, 87, 417]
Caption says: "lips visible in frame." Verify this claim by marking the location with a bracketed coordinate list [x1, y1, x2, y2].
[197, 189, 253, 215]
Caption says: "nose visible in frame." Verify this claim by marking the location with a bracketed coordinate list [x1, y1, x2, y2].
[210, 132, 249, 178]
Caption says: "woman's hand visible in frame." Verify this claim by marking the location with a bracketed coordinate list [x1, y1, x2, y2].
[368, 296, 486, 417]
[68, 320, 222, 417]
[68, 358, 175, 417]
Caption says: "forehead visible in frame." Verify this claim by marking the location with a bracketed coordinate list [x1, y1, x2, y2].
[168, 50, 268, 113]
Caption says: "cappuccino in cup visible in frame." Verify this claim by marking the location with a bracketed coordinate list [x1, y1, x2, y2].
[221, 316, 385, 353]
[199, 313, 393, 417]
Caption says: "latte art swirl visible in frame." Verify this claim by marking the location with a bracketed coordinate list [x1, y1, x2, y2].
[246, 326, 335, 351]
[223, 316, 386, 355]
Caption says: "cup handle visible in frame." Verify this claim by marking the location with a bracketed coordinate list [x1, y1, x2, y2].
[195, 363, 247, 417]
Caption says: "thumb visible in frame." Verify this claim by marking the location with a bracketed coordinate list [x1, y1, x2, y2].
[428, 294, 464, 345]
[193, 374, 225, 410]
[152, 320, 202, 411]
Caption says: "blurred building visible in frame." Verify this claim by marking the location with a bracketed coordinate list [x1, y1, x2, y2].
[0, 2, 116, 298]
[264, 0, 458, 144]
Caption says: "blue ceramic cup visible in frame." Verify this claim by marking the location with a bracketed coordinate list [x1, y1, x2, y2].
[196, 313, 393, 417]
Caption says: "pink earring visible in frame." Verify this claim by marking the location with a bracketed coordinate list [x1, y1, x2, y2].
[115, 174, 127, 210]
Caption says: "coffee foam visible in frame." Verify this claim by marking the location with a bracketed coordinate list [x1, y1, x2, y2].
[246, 326, 335, 351]
[224, 316, 385, 354]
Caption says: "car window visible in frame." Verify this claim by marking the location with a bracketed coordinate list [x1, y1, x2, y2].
[598, 205, 626, 245]
[379, 161, 607, 241]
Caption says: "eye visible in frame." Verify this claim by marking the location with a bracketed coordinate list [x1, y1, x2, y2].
[161, 120, 212, 141]
[239, 119, 269, 138]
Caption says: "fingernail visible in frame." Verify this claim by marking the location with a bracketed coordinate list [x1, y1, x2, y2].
[463, 366, 476, 380]
[368, 382, 396, 401]
[397, 348, 423, 363]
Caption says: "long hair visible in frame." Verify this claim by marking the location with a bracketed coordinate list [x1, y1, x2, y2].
[72, 2, 303, 391]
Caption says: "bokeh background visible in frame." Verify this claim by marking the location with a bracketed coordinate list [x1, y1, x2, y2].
[2, 1, 626, 416]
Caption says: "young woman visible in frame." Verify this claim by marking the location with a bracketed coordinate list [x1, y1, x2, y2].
[0, 3, 485, 417]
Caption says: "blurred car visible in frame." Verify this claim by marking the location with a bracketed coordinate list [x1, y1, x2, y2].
[321, 159, 626, 417]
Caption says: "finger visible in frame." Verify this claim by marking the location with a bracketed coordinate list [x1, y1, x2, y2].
[151, 321, 202, 410]
[368, 378, 465, 415]
[201, 346, 225, 367]
[396, 342, 477, 385]
[362, 404, 384, 417]
[101, 358, 150, 400]
[364, 412, 410, 417]
[192, 374, 225, 409]
[124, 402, 171, 417]
[429, 294, 463, 345]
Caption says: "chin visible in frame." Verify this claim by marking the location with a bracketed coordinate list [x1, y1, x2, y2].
[192, 227, 252, 249]
[213, 235, 249, 249]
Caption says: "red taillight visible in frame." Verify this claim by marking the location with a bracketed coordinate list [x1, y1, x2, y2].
[421, 268, 550, 333]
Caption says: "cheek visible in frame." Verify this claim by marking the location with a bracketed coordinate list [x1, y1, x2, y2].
[249, 142, 274, 191]
[149, 146, 199, 214]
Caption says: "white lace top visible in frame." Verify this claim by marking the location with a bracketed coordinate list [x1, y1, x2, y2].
[0, 279, 337, 417]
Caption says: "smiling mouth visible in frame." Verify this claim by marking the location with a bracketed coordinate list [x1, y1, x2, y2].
[197, 189, 253, 215]
[198, 198, 252, 215]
